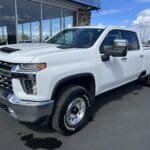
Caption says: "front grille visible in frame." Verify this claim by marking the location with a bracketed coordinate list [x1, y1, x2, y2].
[0, 61, 13, 92]
[0, 61, 13, 71]
[0, 73, 12, 91]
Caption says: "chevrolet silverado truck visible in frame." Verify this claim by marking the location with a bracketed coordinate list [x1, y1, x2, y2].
[0, 26, 150, 135]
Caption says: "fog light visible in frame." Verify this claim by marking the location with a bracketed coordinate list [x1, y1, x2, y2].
[7, 94, 20, 104]
[8, 108, 17, 119]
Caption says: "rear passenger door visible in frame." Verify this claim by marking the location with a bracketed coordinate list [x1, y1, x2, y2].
[120, 30, 143, 79]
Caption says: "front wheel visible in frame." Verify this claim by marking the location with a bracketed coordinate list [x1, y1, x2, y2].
[52, 85, 93, 135]
[144, 75, 150, 86]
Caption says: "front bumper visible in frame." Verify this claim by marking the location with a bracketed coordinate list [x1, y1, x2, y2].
[0, 89, 54, 122]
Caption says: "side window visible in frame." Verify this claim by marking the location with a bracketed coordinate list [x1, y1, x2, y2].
[100, 30, 121, 53]
[121, 31, 140, 50]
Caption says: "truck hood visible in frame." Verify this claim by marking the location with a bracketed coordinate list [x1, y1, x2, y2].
[0, 43, 70, 63]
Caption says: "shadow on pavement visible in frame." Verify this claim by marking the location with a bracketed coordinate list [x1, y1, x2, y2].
[20, 133, 62, 150]
[93, 81, 143, 116]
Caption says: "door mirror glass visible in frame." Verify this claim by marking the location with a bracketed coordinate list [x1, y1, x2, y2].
[113, 39, 128, 51]
[104, 39, 128, 57]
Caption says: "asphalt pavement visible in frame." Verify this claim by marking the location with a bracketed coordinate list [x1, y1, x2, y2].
[0, 81, 150, 150]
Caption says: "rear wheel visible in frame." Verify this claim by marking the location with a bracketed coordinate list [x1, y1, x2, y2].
[52, 85, 93, 135]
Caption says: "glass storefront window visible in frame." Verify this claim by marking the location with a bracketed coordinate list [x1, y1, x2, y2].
[0, 27, 3, 43]
[0, 26, 8, 44]
[63, 9, 75, 29]
[42, 20, 50, 40]
[42, 4, 61, 39]
[0, 0, 15, 44]
[2, 26, 7, 43]
[17, 0, 40, 43]
[0, 0, 77, 44]
[64, 16, 73, 28]
[17, 24, 23, 42]
[31, 21, 40, 42]
[23, 23, 30, 42]
[52, 18, 61, 36]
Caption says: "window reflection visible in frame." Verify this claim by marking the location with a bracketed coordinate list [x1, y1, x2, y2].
[52, 18, 61, 36]
[31, 22, 40, 42]
[17, 24, 23, 42]
[63, 9, 75, 29]
[42, 4, 61, 38]
[42, 4, 76, 40]
[0, 26, 7, 45]
[43, 20, 50, 40]
[17, 0, 40, 43]
[0, 0, 15, 44]
[23, 23, 30, 42]
[0, 0, 77, 44]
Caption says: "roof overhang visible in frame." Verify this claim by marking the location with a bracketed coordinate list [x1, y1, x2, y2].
[68, 0, 101, 10]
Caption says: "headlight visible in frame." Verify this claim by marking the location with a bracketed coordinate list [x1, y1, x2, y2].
[11, 63, 46, 73]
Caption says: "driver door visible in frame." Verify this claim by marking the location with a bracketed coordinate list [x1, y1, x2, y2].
[97, 29, 130, 92]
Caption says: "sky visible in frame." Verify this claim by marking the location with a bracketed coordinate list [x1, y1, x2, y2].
[91, 0, 150, 27]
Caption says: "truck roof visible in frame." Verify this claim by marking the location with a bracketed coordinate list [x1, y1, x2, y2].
[72, 26, 106, 29]
[71, 26, 138, 33]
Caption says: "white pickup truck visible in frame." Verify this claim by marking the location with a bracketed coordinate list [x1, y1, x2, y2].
[0, 26, 150, 135]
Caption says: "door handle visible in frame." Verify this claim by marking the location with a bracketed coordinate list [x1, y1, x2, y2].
[121, 57, 127, 61]
[139, 54, 144, 58]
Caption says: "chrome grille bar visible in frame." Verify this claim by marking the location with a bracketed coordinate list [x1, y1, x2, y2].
[0, 61, 13, 92]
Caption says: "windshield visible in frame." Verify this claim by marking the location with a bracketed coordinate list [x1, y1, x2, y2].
[47, 28, 104, 48]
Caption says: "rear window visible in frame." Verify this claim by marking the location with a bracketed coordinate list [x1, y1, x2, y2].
[121, 30, 140, 50]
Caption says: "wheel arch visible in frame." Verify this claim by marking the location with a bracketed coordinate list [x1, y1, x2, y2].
[51, 73, 96, 101]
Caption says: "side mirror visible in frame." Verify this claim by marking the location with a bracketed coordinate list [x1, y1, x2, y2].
[104, 39, 128, 57]
[43, 36, 50, 42]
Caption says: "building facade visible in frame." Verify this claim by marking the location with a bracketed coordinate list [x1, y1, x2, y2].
[0, 0, 100, 45]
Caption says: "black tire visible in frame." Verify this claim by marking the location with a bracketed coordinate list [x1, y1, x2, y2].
[145, 75, 150, 87]
[52, 85, 93, 135]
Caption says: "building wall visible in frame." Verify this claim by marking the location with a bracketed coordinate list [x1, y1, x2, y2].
[78, 9, 91, 26]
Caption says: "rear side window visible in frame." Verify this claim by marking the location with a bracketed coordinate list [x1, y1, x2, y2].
[121, 31, 140, 50]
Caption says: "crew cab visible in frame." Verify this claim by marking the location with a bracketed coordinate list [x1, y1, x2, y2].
[0, 26, 150, 135]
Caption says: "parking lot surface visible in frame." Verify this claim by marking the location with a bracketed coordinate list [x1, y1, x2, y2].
[0, 81, 150, 150]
